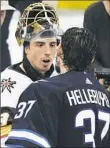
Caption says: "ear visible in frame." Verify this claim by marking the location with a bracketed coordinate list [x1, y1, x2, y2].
[57, 44, 62, 57]
[25, 46, 30, 55]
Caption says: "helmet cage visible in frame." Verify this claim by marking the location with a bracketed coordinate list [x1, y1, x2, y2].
[15, 3, 61, 46]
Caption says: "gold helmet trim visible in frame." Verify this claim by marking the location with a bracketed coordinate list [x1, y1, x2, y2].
[15, 2, 59, 46]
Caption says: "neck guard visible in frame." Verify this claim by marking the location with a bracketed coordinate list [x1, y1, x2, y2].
[23, 57, 54, 81]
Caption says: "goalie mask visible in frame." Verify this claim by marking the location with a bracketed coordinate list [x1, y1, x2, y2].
[15, 2, 62, 46]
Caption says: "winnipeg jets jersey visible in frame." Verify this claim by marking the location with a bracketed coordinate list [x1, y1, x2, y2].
[6, 71, 110, 147]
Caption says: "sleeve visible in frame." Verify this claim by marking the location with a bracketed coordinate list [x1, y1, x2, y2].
[5, 82, 60, 147]
[83, 7, 95, 35]
[83, 6, 104, 68]
[106, 122, 110, 147]
[1, 69, 32, 108]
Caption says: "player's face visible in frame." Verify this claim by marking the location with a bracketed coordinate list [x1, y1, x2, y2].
[25, 38, 57, 73]
[0, 10, 6, 26]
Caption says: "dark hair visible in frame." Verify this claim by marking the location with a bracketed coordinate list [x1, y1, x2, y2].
[23, 41, 30, 49]
[62, 27, 97, 71]
[23, 41, 30, 57]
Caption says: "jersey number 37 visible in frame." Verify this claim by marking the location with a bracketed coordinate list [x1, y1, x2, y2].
[75, 109, 110, 147]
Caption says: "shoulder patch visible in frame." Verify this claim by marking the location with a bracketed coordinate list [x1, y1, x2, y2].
[1, 78, 16, 93]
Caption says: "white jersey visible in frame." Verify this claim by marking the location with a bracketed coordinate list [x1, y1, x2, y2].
[1, 66, 58, 108]
[1, 68, 33, 108]
[1, 67, 33, 147]
[0, 65, 58, 147]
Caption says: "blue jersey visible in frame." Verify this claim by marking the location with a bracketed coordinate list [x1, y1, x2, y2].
[6, 71, 110, 147]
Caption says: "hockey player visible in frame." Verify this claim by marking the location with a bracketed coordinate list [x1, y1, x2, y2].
[6, 27, 110, 147]
[1, 2, 61, 146]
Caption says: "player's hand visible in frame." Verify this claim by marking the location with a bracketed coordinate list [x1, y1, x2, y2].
[99, 78, 105, 85]
[107, 85, 110, 92]
[0, 112, 10, 127]
[99, 78, 110, 93]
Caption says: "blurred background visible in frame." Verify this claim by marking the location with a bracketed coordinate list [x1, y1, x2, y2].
[1, 0, 97, 71]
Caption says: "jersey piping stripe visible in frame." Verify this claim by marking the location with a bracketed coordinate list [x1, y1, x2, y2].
[8, 129, 51, 147]
[5, 144, 24, 147]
